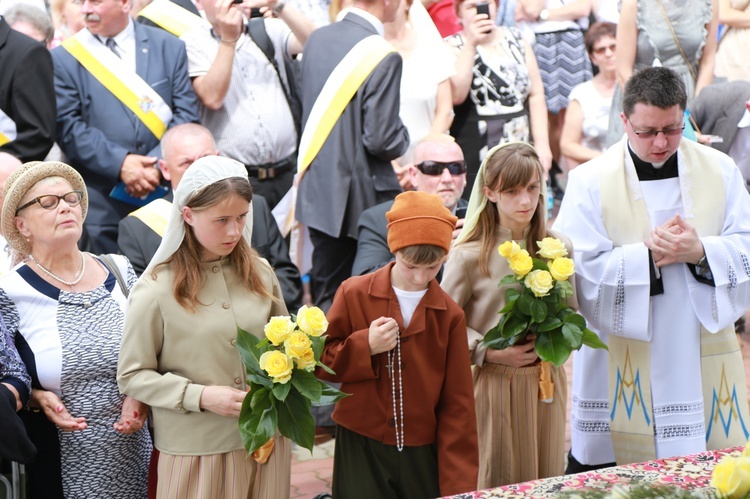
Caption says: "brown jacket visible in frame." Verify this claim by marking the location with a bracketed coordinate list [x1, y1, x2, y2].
[319, 263, 479, 496]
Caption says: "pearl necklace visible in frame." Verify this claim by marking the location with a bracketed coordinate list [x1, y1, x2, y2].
[387, 333, 405, 452]
[29, 252, 86, 291]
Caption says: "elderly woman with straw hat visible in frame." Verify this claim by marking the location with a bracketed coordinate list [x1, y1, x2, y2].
[0, 161, 151, 498]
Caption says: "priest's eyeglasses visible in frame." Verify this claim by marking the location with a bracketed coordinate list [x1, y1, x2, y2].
[628, 120, 685, 139]
[416, 161, 467, 176]
[16, 191, 84, 215]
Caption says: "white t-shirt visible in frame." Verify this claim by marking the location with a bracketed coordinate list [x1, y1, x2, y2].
[393, 287, 428, 328]
[568, 80, 613, 153]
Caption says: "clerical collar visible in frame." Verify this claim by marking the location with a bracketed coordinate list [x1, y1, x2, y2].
[628, 144, 678, 180]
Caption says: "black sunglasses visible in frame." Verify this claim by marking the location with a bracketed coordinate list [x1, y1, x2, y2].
[415, 160, 467, 176]
[16, 190, 84, 215]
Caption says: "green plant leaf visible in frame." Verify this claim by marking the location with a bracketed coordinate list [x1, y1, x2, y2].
[238, 389, 278, 454]
[499, 299, 516, 314]
[484, 333, 525, 350]
[277, 388, 316, 452]
[517, 293, 534, 316]
[272, 380, 292, 401]
[538, 317, 563, 332]
[581, 328, 608, 351]
[315, 360, 336, 375]
[499, 274, 520, 286]
[530, 300, 548, 323]
[555, 280, 574, 298]
[505, 288, 521, 302]
[563, 312, 587, 330]
[484, 318, 506, 345]
[249, 385, 269, 411]
[312, 382, 349, 406]
[532, 258, 549, 271]
[310, 335, 326, 360]
[502, 314, 529, 338]
[236, 327, 273, 389]
[535, 331, 572, 367]
[561, 323, 584, 349]
[291, 370, 323, 402]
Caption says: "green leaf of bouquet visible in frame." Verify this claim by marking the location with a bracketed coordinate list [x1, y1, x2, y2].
[483, 321, 504, 345]
[505, 287, 521, 302]
[563, 312, 587, 330]
[238, 390, 277, 454]
[272, 380, 292, 402]
[315, 360, 336, 375]
[310, 335, 326, 360]
[313, 382, 349, 406]
[530, 300, 548, 323]
[517, 293, 534, 316]
[561, 323, 584, 350]
[236, 328, 274, 389]
[532, 258, 548, 271]
[484, 334, 524, 350]
[535, 331, 572, 367]
[581, 328, 609, 351]
[555, 280, 574, 298]
[499, 299, 517, 314]
[537, 317, 563, 332]
[291, 369, 323, 401]
[499, 274, 520, 286]
[503, 314, 529, 338]
[250, 385, 270, 411]
[278, 389, 315, 453]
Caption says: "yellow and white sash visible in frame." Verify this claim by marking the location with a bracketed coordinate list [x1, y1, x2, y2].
[0, 108, 17, 147]
[296, 35, 396, 177]
[601, 137, 750, 464]
[137, 0, 209, 38]
[128, 197, 171, 237]
[62, 29, 173, 140]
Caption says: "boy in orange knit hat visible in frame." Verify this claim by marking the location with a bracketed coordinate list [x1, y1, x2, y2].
[319, 191, 479, 498]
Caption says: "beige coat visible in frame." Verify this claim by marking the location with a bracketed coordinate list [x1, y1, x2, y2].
[117, 257, 287, 455]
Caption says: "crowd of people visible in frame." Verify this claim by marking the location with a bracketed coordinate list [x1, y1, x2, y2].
[1, 0, 750, 497]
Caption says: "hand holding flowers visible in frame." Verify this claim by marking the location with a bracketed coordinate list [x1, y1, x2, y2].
[236, 306, 347, 454]
[484, 238, 607, 367]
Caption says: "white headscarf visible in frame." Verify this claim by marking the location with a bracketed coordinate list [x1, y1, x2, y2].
[454, 141, 547, 246]
[141, 155, 254, 277]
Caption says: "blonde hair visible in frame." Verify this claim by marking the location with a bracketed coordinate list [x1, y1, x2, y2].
[462, 143, 548, 276]
[158, 178, 273, 311]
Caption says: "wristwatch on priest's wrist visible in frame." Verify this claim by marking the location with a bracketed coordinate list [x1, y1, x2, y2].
[537, 8, 550, 21]
[695, 254, 708, 269]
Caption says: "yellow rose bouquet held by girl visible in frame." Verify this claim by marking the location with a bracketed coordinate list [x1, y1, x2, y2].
[483, 238, 608, 367]
[236, 305, 347, 454]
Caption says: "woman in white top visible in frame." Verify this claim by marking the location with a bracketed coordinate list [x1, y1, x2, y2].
[560, 22, 616, 169]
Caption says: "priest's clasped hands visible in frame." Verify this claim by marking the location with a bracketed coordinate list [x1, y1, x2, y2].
[645, 214, 706, 268]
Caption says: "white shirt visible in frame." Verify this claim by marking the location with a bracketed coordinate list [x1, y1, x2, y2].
[97, 19, 136, 74]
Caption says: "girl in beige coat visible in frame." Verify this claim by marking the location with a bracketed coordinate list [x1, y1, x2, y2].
[441, 142, 576, 488]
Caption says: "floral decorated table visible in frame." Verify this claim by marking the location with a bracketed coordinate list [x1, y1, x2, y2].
[443, 447, 742, 498]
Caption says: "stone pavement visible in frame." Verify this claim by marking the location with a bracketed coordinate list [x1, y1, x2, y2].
[289, 328, 750, 498]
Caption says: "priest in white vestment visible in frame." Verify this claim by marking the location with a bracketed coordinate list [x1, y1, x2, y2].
[554, 67, 750, 470]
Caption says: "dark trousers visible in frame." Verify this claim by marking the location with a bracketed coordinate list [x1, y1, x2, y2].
[248, 164, 295, 210]
[308, 227, 357, 313]
[333, 425, 440, 499]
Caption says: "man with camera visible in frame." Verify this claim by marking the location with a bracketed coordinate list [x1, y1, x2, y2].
[181, 0, 314, 208]
[352, 136, 468, 277]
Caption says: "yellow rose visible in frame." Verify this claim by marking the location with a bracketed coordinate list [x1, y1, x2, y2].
[295, 348, 316, 371]
[537, 237, 568, 259]
[264, 316, 295, 346]
[524, 270, 554, 297]
[296, 305, 328, 337]
[498, 241, 522, 260]
[549, 257, 575, 281]
[508, 250, 533, 277]
[711, 456, 750, 498]
[284, 331, 313, 359]
[259, 350, 293, 384]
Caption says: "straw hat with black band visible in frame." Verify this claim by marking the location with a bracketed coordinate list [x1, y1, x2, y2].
[2, 161, 88, 257]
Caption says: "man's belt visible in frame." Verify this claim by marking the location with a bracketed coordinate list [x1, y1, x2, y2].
[246, 154, 296, 180]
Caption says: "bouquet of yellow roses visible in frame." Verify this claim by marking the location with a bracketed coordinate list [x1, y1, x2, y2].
[236, 305, 347, 454]
[483, 237, 607, 367]
[710, 443, 750, 498]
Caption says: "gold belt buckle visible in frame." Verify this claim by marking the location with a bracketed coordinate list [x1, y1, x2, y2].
[258, 167, 268, 180]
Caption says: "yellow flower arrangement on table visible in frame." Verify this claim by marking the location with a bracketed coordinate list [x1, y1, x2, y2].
[483, 237, 607, 367]
[711, 443, 750, 498]
[236, 305, 347, 454]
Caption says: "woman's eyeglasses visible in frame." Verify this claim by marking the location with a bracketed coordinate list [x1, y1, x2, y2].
[592, 43, 616, 55]
[627, 120, 685, 139]
[415, 161, 467, 176]
[16, 190, 84, 214]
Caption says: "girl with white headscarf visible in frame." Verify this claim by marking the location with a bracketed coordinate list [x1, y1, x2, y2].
[441, 142, 576, 488]
[117, 156, 291, 499]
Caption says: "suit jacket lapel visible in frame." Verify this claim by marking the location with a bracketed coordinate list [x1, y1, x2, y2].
[134, 22, 150, 81]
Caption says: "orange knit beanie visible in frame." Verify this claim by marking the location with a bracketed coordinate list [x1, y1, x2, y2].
[386, 191, 458, 254]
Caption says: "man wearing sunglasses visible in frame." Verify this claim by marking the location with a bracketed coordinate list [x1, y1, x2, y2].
[352, 137, 467, 277]
[554, 67, 750, 472]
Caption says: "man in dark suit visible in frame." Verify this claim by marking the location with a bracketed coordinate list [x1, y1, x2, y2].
[0, 16, 56, 162]
[352, 138, 468, 276]
[297, 0, 409, 310]
[118, 123, 303, 312]
[52, 0, 199, 254]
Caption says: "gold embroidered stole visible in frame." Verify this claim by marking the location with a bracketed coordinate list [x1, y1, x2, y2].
[127, 198, 171, 237]
[600, 137, 749, 464]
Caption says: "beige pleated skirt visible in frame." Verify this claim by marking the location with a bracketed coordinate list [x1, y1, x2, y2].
[473, 362, 567, 489]
[155, 435, 291, 499]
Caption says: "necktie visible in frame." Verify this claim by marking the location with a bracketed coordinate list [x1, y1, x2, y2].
[105, 37, 121, 58]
